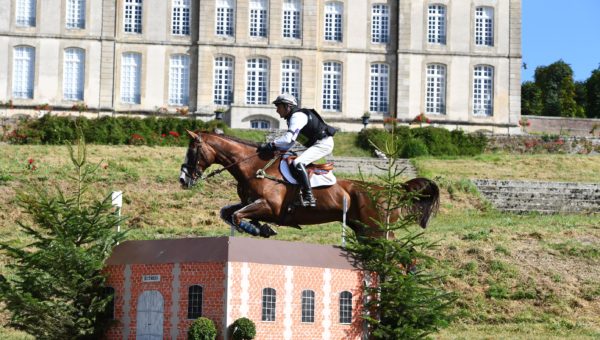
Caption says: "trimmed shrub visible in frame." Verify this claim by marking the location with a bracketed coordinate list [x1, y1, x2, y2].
[188, 317, 217, 340]
[230, 317, 256, 340]
[401, 138, 429, 158]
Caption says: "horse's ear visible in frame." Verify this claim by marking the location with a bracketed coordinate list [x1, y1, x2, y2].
[186, 129, 199, 140]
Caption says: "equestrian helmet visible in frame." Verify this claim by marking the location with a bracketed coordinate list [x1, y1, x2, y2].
[272, 93, 298, 107]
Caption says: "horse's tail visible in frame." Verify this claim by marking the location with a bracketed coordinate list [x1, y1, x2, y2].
[403, 177, 440, 228]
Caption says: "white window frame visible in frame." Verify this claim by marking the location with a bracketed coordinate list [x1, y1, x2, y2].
[171, 0, 191, 36]
[322, 61, 342, 112]
[427, 4, 446, 44]
[120, 52, 141, 104]
[251, 119, 270, 129]
[66, 0, 85, 29]
[282, 0, 301, 39]
[281, 58, 301, 104]
[324, 2, 343, 42]
[261, 288, 276, 322]
[371, 4, 389, 44]
[475, 7, 494, 46]
[124, 0, 143, 34]
[339, 291, 352, 324]
[245, 57, 268, 105]
[369, 63, 389, 113]
[12, 46, 35, 99]
[473, 65, 494, 116]
[168, 54, 190, 106]
[16, 0, 36, 27]
[63, 48, 85, 101]
[216, 0, 234, 37]
[213, 56, 234, 105]
[301, 290, 315, 323]
[249, 0, 268, 38]
[425, 64, 446, 114]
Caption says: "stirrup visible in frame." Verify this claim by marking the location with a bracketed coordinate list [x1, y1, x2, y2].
[301, 193, 317, 207]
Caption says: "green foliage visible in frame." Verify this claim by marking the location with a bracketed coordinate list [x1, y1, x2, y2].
[521, 81, 543, 116]
[230, 317, 256, 340]
[358, 126, 487, 158]
[188, 317, 217, 340]
[11, 115, 229, 146]
[345, 140, 455, 339]
[0, 133, 126, 339]
[585, 67, 600, 118]
[534, 60, 583, 118]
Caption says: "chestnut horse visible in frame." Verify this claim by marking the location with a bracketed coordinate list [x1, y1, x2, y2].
[179, 131, 439, 238]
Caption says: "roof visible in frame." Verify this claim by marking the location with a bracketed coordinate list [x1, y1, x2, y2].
[105, 237, 357, 270]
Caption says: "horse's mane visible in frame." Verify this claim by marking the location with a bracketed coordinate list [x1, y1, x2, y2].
[203, 131, 261, 148]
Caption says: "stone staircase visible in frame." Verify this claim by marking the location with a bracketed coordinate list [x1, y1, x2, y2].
[326, 157, 417, 177]
[473, 179, 600, 214]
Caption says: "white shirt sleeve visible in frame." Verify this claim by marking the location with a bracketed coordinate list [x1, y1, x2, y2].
[273, 111, 308, 150]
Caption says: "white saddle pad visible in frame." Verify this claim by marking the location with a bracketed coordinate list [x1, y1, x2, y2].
[279, 160, 336, 188]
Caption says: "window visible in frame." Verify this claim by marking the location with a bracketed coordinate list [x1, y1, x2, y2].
[216, 0, 234, 36]
[425, 64, 446, 114]
[249, 0, 267, 38]
[301, 290, 315, 323]
[371, 4, 389, 44]
[324, 2, 343, 42]
[66, 0, 85, 29]
[213, 56, 234, 105]
[168, 54, 190, 106]
[246, 58, 268, 105]
[262, 288, 276, 321]
[473, 65, 494, 116]
[63, 48, 85, 101]
[322, 61, 342, 111]
[475, 7, 494, 46]
[339, 291, 352, 324]
[124, 0, 142, 34]
[427, 5, 446, 44]
[187, 285, 203, 319]
[281, 58, 301, 104]
[12, 46, 35, 99]
[120, 52, 141, 104]
[251, 119, 270, 129]
[16, 0, 36, 27]
[369, 63, 389, 113]
[172, 0, 190, 35]
[282, 0, 301, 39]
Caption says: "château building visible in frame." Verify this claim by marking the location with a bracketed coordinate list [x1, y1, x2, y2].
[0, 0, 522, 132]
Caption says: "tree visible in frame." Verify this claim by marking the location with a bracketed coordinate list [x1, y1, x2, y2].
[0, 134, 126, 339]
[521, 81, 543, 116]
[534, 60, 583, 117]
[586, 67, 600, 118]
[346, 129, 455, 339]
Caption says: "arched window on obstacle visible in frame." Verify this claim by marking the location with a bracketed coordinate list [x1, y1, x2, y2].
[101, 286, 116, 320]
[261, 287, 276, 321]
[339, 290, 352, 324]
[301, 289, 315, 323]
[187, 285, 203, 319]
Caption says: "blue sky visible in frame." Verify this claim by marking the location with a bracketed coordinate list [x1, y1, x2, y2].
[522, 0, 600, 82]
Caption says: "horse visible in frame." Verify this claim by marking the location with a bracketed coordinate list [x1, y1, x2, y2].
[179, 130, 439, 238]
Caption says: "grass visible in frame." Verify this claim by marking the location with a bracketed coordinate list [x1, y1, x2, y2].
[0, 143, 599, 339]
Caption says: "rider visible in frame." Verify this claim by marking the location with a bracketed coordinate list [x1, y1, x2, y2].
[258, 93, 336, 207]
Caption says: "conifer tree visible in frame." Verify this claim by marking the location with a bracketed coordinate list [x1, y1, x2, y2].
[0, 134, 126, 339]
[346, 129, 455, 339]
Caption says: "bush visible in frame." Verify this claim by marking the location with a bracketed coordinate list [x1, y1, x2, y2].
[188, 317, 217, 340]
[400, 138, 429, 158]
[230, 317, 256, 340]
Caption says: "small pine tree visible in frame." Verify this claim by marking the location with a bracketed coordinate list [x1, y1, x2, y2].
[348, 132, 456, 339]
[0, 133, 126, 339]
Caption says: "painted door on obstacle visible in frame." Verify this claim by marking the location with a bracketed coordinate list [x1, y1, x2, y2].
[136, 290, 164, 339]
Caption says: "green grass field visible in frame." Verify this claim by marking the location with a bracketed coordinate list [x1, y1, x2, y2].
[0, 144, 598, 339]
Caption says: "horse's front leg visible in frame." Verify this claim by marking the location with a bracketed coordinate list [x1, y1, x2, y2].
[232, 199, 277, 238]
[220, 203, 245, 230]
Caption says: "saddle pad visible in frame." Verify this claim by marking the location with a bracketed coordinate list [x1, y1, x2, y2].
[279, 160, 337, 188]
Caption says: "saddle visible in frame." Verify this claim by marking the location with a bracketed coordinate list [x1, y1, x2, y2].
[285, 156, 334, 175]
[279, 155, 337, 188]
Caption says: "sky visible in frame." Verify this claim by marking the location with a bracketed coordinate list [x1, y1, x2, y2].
[522, 0, 600, 82]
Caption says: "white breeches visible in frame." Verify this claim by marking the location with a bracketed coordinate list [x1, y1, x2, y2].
[293, 136, 334, 166]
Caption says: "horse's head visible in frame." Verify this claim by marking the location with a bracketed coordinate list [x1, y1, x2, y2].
[179, 130, 213, 188]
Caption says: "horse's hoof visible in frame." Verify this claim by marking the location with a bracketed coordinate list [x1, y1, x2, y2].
[258, 224, 277, 238]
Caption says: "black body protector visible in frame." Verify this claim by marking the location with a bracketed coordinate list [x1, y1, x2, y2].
[287, 108, 336, 207]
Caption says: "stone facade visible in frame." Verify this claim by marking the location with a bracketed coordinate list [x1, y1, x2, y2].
[0, 0, 521, 132]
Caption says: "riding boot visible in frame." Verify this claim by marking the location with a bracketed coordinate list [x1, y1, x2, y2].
[294, 163, 317, 207]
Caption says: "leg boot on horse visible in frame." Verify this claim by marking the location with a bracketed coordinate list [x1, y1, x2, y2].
[293, 162, 317, 207]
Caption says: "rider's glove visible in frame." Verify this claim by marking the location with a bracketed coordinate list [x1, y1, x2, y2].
[257, 142, 275, 153]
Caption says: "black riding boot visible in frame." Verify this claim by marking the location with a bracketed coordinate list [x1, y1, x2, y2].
[294, 163, 317, 207]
